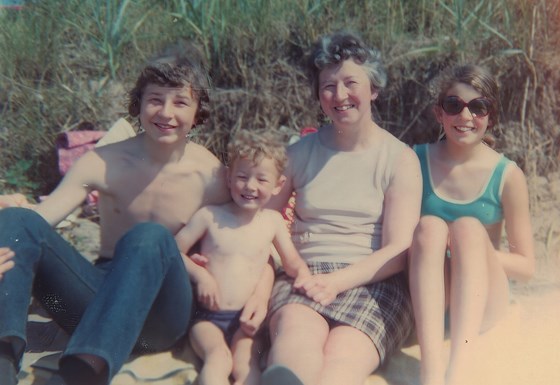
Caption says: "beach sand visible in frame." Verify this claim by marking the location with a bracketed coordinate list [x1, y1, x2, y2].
[15, 172, 560, 385]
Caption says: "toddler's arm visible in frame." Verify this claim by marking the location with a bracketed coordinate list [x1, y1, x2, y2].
[272, 211, 311, 282]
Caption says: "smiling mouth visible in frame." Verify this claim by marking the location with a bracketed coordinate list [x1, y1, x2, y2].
[154, 123, 176, 130]
[334, 104, 355, 111]
[454, 126, 474, 132]
[241, 194, 257, 200]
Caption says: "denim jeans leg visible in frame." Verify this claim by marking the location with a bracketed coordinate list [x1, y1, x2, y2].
[0, 207, 105, 367]
[62, 222, 193, 381]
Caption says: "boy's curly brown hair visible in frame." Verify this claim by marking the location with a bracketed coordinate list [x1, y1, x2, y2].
[227, 130, 287, 175]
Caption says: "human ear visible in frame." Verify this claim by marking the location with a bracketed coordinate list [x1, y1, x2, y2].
[370, 87, 379, 102]
[272, 175, 287, 195]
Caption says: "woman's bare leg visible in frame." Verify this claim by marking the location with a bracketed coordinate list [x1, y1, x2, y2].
[446, 217, 509, 385]
[409, 216, 450, 385]
[319, 325, 379, 385]
[268, 304, 329, 385]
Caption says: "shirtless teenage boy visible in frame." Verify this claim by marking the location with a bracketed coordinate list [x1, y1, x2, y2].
[0, 44, 269, 385]
[175, 130, 311, 385]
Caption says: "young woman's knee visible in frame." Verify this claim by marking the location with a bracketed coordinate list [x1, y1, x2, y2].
[448, 217, 487, 248]
[413, 216, 449, 243]
[409, 216, 449, 264]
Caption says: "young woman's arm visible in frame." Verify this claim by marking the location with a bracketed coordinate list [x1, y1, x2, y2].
[496, 164, 535, 282]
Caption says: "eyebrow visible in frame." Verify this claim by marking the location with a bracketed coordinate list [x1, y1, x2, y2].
[175, 93, 193, 101]
[143, 90, 193, 100]
[319, 75, 358, 85]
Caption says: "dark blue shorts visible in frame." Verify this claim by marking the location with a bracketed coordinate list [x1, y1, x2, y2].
[192, 308, 243, 345]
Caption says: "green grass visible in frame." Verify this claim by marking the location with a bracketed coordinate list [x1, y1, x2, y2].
[0, 0, 558, 196]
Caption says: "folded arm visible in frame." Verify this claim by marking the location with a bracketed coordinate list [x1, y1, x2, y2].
[497, 164, 535, 281]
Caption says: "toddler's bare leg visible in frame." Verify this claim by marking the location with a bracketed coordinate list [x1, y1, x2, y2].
[189, 322, 232, 385]
[231, 329, 262, 385]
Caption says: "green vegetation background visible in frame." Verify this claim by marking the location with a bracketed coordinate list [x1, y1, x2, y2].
[0, 0, 558, 197]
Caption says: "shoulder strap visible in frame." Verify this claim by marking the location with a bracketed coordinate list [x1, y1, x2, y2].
[487, 155, 511, 197]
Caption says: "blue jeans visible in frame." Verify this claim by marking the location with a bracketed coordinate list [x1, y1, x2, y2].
[0, 207, 193, 383]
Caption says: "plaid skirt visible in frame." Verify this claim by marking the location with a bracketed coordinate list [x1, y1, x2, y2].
[269, 262, 413, 364]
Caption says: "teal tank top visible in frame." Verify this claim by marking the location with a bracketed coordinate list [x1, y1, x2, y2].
[415, 143, 511, 225]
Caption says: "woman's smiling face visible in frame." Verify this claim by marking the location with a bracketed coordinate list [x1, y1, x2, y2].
[436, 82, 491, 146]
[318, 59, 377, 128]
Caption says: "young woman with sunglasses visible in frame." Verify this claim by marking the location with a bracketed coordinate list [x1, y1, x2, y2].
[408, 64, 535, 385]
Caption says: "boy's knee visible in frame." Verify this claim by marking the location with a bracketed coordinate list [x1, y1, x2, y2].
[0, 206, 43, 224]
[113, 222, 182, 277]
[126, 222, 171, 241]
[118, 222, 176, 255]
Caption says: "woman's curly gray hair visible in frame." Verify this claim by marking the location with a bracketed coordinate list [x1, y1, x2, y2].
[306, 31, 387, 100]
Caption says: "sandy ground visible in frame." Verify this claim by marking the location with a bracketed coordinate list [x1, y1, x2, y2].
[14, 171, 560, 385]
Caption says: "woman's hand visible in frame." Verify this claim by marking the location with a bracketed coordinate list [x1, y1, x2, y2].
[297, 273, 341, 307]
[0, 247, 15, 280]
[292, 265, 312, 289]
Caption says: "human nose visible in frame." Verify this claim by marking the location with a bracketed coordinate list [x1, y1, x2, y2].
[157, 100, 173, 118]
[334, 83, 348, 101]
[245, 177, 257, 190]
[459, 104, 474, 120]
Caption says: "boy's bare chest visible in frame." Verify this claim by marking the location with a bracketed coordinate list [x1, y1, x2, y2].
[103, 167, 207, 233]
[204, 219, 275, 256]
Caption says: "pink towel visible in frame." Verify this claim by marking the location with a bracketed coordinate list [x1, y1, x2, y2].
[56, 131, 105, 175]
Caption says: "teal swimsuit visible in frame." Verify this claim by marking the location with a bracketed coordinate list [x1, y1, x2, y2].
[415, 143, 512, 225]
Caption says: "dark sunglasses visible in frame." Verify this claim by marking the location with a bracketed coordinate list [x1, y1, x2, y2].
[441, 96, 491, 118]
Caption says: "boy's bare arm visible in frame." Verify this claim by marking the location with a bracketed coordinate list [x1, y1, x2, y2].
[175, 209, 208, 253]
[175, 208, 211, 279]
[175, 208, 222, 310]
[35, 151, 101, 226]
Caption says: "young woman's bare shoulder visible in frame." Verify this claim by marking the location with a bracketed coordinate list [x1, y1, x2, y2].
[503, 161, 527, 190]
[187, 142, 222, 165]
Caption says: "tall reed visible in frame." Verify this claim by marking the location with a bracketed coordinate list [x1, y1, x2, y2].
[0, 0, 558, 196]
